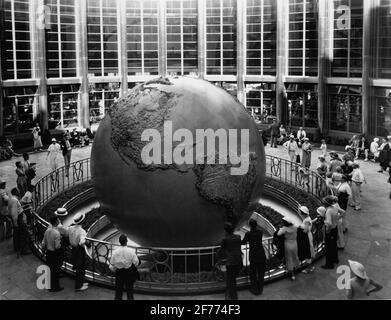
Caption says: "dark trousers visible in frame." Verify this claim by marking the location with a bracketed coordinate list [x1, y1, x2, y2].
[46, 250, 61, 290]
[249, 260, 265, 295]
[13, 226, 20, 253]
[226, 265, 241, 300]
[270, 135, 277, 148]
[71, 246, 86, 289]
[114, 268, 135, 300]
[325, 227, 338, 267]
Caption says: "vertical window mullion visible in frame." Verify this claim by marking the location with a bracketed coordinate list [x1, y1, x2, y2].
[57, 0, 62, 77]
[141, 1, 145, 74]
[347, 0, 351, 77]
[100, 0, 104, 76]
[260, 0, 264, 75]
[303, 1, 306, 76]
[11, 0, 17, 79]
[181, 1, 184, 75]
[220, 0, 223, 76]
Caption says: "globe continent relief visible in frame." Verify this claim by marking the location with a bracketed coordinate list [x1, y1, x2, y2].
[91, 77, 266, 247]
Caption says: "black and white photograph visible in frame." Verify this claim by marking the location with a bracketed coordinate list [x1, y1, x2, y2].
[0, 0, 390, 306]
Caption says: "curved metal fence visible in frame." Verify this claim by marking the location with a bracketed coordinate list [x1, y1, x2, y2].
[27, 155, 332, 294]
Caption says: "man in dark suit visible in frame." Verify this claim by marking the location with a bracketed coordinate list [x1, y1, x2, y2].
[220, 222, 243, 300]
[242, 219, 266, 295]
[60, 133, 72, 177]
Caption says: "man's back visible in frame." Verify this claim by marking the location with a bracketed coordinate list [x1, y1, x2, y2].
[243, 229, 265, 262]
[222, 234, 242, 266]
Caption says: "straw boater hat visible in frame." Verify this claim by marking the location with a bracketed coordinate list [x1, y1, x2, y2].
[289, 134, 295, 139]
[303, 137, 309, 142]
[0, 179, 6, 185]
[51, 138, 56, 142]
[54, 207, 68, 217]
[317, 206, 326, 216]
[323, 196, 335, 207]
[348, 260, 368, 280]
[73, 213, 85, 225]
[299, 206, 309, 215]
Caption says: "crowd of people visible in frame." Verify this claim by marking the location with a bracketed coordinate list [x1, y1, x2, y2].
[41, 208, 140, 300]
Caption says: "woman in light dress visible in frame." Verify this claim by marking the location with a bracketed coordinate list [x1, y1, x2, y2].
[277, 217, 300, 281]
[32, 123, 43, 151]
[46, 138, 61, 171]
[299, 206, 317, 273]
[301, 138, 313, 169]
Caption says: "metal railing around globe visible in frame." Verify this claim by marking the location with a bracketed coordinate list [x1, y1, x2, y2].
[28, 155, 332, 294]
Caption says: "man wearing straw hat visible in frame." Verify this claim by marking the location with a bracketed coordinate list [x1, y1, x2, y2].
[346, 260, 383, 299]
[41, 215, 63, 292]
[68, 213, 89, 291]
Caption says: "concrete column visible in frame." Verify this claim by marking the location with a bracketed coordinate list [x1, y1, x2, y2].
[31, 0, 48, 131]
[158, 0, 167, 77]
[317, 0, 328, 135]
[0, 30, 3, 136]
[76, 0, 90, 128]
[362, 0, 373, 136]
[197, 0, 206, 79]
[236, 0, 246, 105]
[118, 0, 128, 96]
[276, 0, 288, 124]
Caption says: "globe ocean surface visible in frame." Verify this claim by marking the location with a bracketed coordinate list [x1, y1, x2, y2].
[91, 77, 266, 247]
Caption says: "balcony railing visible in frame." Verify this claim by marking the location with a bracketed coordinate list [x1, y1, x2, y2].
[28, 155, 332, 294]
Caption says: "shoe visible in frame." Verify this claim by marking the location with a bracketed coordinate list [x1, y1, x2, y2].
[49, 287, 64, 292]
[290, 275, 296, 281]
[83, 282, 89, 287]
[301, 269, 309, 274]
[321, 265, 334, 270]
[338, 247, 345, 250]
[75, 284, 88, 291]
[354, 207, 361, 211]
[378, 170, 384, 173]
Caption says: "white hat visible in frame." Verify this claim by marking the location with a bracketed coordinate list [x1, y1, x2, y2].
[51, 138, 56, 142]
[54, 207, 68, 217]
[348, 260, 368, 280]
[299, 206, 310, 215]
[289, 134, 295, 138]
[303, 137, 309, 141]
[317, 206, 326, 216]
[387, 136, 391, 140]
[373, 138, 379, 142]
[73, 213, 85, 225]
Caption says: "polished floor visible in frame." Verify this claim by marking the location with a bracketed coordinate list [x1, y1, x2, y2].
[1, 143, 391, 300]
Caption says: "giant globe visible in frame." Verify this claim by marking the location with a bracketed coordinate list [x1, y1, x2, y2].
[91, 77, 265, 247]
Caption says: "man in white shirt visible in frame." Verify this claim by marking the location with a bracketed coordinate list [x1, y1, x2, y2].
[351, 163, 365, 211]
[8, 188, 26, 255]
[68, 213, 89, 291]
[297, 127, 307, 145]
[41, 215, 63, 292]
[110, 234, 140, 300]
[370, 138, 380, 162]
[283, 135, 299, 163]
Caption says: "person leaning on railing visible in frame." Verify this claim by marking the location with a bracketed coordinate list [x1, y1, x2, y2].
[109, 234, 141, 300]
[41, 215, 64, 292]
[220, 222, 243, 300]
[68, 213, 89, 291]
